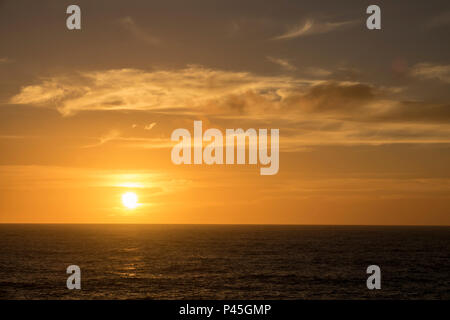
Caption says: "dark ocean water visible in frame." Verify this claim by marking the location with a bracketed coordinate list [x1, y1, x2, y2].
[0, 224, 448, 299]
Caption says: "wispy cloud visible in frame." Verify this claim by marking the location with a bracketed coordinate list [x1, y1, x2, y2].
[9, 66, 450, 147]
[10, 66, 316, 116]
[144, 122, 157, 130]
[0, 165, 181, 196]
[119, 16, 160, 45]
[266, 56, 296, 71]
[411, 63, 450, 83]
[303, 67, 332, 77]
[273, 19, 358, 40]
[82, 130, 121, 148]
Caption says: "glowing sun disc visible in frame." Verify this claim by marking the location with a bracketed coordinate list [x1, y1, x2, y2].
[122, 192, 138, 209]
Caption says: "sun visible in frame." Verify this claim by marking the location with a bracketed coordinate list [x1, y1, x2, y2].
[122, 192, 138, 209]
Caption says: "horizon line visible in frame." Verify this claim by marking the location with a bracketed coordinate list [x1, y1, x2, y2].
[0, 223, 448, 227]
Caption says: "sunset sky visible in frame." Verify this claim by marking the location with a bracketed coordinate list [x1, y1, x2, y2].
[1, 0, 449, 224]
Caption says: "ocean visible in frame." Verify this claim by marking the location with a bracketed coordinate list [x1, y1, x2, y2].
[0, 224, 448, 299]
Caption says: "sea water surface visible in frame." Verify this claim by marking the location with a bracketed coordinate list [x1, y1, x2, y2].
[0, 224, 448, 299]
